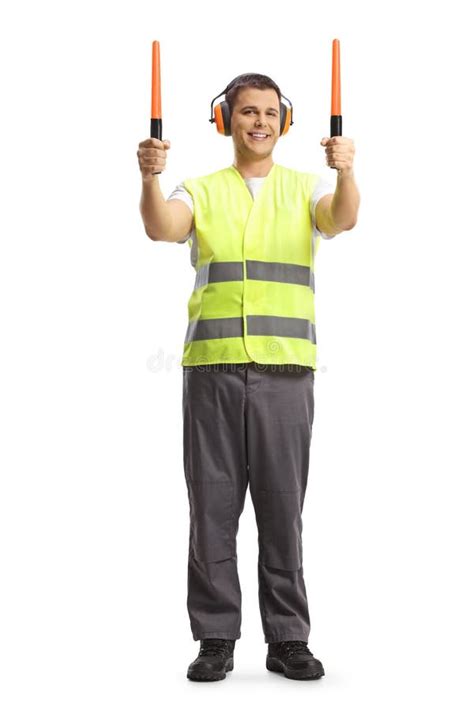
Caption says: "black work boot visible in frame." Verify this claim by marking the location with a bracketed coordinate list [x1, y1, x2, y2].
[266, 640, 325, 680]
[187, 638, 235, 681]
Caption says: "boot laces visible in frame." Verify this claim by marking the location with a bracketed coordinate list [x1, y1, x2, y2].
[199, 639, 233, 658]
[278, 640, 312, 658]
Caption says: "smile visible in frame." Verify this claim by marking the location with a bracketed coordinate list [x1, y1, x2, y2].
[248, 132, 269, 141]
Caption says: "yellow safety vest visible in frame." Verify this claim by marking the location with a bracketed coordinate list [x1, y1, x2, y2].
[181, 162, 322, 370]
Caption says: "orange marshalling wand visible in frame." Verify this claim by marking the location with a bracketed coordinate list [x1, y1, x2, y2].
[151, 40, 163, 174]
[330, 39, 342, 140]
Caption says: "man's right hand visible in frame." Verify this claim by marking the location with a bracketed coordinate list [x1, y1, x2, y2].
[137, 138, 171, 180]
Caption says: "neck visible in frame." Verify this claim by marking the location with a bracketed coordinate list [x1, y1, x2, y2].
[232, 153, 274, 179]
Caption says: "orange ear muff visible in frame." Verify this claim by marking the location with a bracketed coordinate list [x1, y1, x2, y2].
[213, 101, 232, 136]
[279, 103, 292, 136]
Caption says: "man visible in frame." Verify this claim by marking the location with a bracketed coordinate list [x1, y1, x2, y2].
[137, 73, 360, 682]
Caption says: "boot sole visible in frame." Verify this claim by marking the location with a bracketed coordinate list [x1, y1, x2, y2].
[266, 656, 325, 680]
[187, 657, 234, 681]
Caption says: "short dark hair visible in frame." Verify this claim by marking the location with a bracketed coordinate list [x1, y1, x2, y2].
[225, 73, 281, 117]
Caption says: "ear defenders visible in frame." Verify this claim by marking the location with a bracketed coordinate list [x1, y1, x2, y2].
[209, 76, 294, 137]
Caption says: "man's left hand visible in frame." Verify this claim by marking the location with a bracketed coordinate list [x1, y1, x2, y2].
[320, 136, 355, 176]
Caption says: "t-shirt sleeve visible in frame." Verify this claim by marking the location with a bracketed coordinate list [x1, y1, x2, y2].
[167, 182, 195, 243]
[310, 177, 336, 239]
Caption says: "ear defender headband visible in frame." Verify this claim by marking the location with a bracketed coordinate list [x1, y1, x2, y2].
[209, 76, 294, 137]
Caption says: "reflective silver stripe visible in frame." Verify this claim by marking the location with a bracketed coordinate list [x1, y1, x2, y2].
[185, 315, 316, 343]
[189, 233, 199, 269]
[185, 317, 243, 342]
[247, 315, 316, 344]
[194, 262, 243, 290]
[311, 232, 317, 289]
[311, 232, 317, 264]
[193, 259, 314, 291]
[246, 259, 314, 292]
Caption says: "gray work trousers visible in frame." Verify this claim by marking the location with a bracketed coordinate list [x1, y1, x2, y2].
[182, 361, 315, 643]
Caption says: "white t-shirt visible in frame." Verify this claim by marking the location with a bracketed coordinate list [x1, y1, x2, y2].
[167, 172, 336, 243]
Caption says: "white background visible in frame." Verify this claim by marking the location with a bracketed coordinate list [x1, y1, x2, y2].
[1, 0, 474, 708]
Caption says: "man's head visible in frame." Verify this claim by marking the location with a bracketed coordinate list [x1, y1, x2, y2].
[226, 74, 282, 160]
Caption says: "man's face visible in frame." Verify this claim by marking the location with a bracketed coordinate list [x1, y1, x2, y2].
[230, 87, 281, 157]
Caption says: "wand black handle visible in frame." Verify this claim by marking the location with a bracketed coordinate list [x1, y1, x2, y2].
[330, 115, 342, 138]
[330, 115, 342, 170]
[151, 118, 162, 175]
